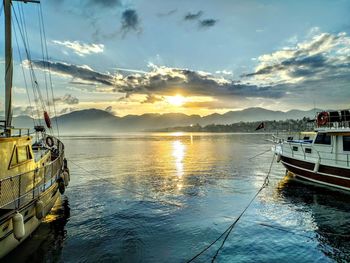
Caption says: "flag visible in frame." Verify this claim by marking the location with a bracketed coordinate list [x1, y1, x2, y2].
[255, 122, 265, 131]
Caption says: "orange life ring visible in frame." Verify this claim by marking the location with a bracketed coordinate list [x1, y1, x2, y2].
[317, 111, 329, 126]
[44, 111, 52, 129]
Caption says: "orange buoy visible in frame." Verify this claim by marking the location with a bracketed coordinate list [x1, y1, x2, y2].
[44, 111, 52, 129]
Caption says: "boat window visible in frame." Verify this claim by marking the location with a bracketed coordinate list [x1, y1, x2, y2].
[344, 136, 350, 151]
[305, 148, 312, 153]
[17, 146, 28, 163]
[9, 145, 33, 168]
[314, 133, 331, 145]
[10, 147, 18, 167]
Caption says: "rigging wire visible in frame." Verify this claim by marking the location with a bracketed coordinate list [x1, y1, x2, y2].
[12, 4, 42, 123]
[69, 159, 182, 208]
[37, 4, 51, 117]
[13, 3, 49, 129]
[0, 2, 3, 18]
[38, 3, 60, 138]
[186, 154, 275, 263]
[12, 15, 36, 126]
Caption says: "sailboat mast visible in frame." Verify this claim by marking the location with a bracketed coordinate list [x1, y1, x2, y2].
[4, 0, 13, 129]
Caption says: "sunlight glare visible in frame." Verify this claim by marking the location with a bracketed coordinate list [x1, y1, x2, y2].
[172, 140, 186, 177]
[167, 94, 186, 106]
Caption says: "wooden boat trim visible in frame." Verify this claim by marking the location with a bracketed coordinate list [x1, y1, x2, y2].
[281, 160, 350, 181]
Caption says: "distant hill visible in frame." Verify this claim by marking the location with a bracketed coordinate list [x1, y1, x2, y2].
[10, 107, 321, 134]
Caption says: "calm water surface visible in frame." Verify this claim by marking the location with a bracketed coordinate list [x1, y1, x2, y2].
[3, 133, 350, 262]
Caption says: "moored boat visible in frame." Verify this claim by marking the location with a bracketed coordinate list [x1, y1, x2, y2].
[273, 110, 350, 191]
[0, 0, 70, 258]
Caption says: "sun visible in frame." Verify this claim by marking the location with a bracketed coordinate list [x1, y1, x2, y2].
[167, 94, 186, 106]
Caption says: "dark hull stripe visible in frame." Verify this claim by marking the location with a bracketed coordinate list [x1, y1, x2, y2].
[281, 159, 350, 189]
[281, 156, 350, 178]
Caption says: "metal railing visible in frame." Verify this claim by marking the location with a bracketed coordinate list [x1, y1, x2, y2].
[279, 140, 350, 167]
[0, 121, 31, 137]
[0, 137, 65, 210]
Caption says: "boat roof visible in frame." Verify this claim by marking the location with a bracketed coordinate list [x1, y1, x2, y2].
[316, 127, 350, 135]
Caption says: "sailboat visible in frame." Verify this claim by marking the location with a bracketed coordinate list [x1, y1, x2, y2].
[0, 0, 70, 258]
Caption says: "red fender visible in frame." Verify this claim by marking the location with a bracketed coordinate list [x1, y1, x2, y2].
[44, 111, 52, 129]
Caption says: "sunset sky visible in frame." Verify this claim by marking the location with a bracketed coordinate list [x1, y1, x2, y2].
[1, 0, 350, 117]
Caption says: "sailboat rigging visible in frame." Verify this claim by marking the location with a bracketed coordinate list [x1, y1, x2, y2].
[0, 0, 70, 258]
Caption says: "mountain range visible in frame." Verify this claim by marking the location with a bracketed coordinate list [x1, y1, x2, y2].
[11, 107, 321, 134]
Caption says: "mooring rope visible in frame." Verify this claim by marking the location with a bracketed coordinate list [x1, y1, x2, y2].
[248, 148, 272, 161]
[186, 154, 275, 263]
[68, 159, 182, 208]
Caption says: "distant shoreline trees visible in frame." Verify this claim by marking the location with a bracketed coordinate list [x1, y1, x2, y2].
[149, 117, 314, 133]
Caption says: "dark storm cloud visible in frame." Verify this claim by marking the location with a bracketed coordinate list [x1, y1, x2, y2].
[199, 19, 218, 28]
[121, 9, 141, 35]
[184, 11, 203, 20]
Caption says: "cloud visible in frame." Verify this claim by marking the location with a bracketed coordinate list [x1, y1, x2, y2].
[88, 0, 121, 8]
[184, 11, 203, 21]
[54, 94, 79, 105]
[141, 95, 164, 104]
[157, 9, 177, 18]
[31, 60, 284, 99]
[243, 32, 350, 86]
[199, 19, 218, 28]
[183, 100, 232, 110]
[52, 40, 104, 56]
[30, 60, 114, 86]
[59, 107, 76, 115]
[121, 9, 141, 36]
[13, 87, 26, 94]
[13, 106, 35, 116]
[105, 106, 113, 112]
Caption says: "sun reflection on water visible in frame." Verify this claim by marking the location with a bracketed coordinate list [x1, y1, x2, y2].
[172, 140, 186, 179]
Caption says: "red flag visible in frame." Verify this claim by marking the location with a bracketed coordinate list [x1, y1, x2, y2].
[255, 122, 265, 131]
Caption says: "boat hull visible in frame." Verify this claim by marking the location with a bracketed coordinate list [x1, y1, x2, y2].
[0, 183, 60, 258]
[281, 156, 350, 191]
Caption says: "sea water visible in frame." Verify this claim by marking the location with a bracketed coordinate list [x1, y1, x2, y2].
[2, 133, 350, 262]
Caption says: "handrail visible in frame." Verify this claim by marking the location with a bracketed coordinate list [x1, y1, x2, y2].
[0, 137, 65, 210]
[281, 141, 350, 167]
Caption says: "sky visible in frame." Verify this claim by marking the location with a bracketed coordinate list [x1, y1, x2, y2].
[1, 0, 350, 117]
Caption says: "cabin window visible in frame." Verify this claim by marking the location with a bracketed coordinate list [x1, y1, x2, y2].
[314, 133, 331, 145]
[9, 145, 32, 168]
[343, 136, 350, 151]
[305, 148, 312, 154]
[17, 146, 28, 163]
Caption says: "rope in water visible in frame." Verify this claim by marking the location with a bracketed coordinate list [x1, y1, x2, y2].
[186, 154, 275, 263]
[68, 159, 182, 208]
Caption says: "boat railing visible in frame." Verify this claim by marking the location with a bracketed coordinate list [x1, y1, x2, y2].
[281, 141, 350, 167]
[0, 138, 65, 210]
[0, 121, 31, 137]
[316, 110, 350, 129]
